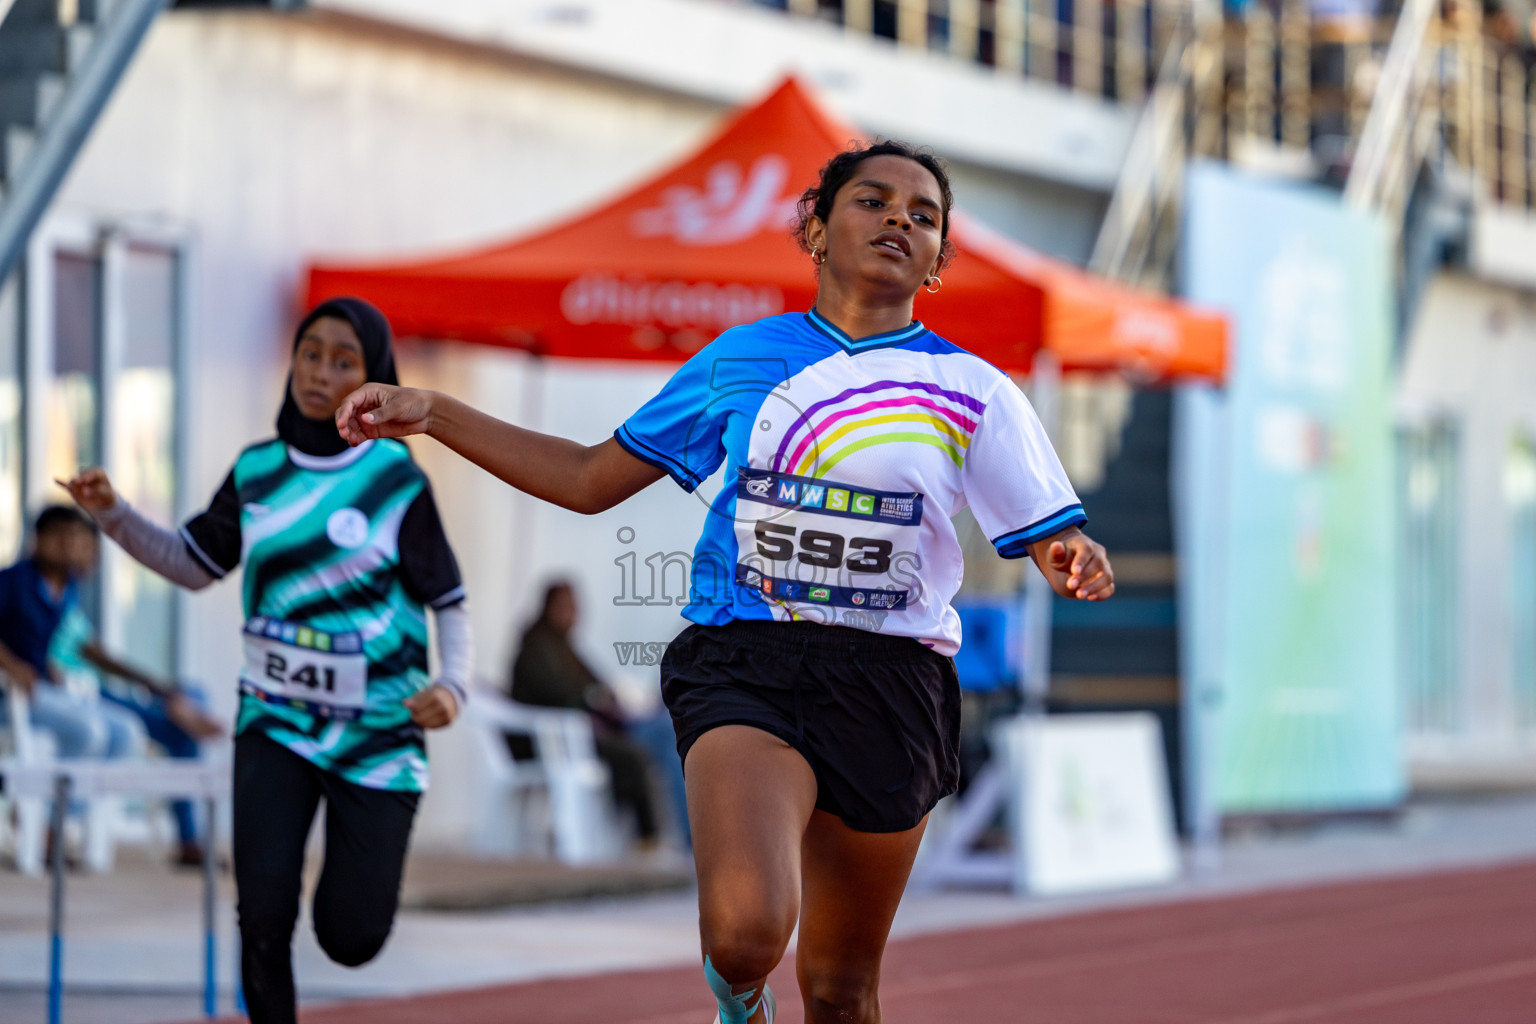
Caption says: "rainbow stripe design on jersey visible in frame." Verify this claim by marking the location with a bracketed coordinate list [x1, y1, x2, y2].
[614, 310, 1087, 656]
[771, 380, 986, 477]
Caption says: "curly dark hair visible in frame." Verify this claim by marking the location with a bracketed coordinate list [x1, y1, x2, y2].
[793, 140, 957, 271]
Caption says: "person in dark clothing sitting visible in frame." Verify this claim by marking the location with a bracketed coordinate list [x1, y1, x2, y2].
[507, 581, 659, 847]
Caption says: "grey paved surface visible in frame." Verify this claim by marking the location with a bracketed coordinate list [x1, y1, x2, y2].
[2, 792, 1534, 1024]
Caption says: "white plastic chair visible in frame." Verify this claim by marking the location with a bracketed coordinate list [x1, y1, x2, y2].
[466, 686, 618, 864]
[61, 668, 146, 874]
[2, 671, 149, 875]
[1, 681, 53, 875]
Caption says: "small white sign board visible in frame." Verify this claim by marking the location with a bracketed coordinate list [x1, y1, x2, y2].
[998, 712, 1180, 896]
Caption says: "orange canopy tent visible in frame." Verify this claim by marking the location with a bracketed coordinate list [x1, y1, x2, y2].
[306, 77, 1225, 381]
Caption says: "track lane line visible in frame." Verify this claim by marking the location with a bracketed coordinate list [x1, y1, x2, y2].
[873, 887, 1529, 1003]
[1196, 957, 1536, 1024]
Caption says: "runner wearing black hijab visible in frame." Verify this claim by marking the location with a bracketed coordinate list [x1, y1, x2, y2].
[65, 298, 472, 1024]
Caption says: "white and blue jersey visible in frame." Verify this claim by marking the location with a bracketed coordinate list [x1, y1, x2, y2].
[615, 310, 1085, 656]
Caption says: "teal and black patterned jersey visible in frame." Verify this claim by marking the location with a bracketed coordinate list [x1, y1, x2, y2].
[181, 438, 464, 791]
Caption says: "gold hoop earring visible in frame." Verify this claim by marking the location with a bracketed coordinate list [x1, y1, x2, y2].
[924, 277, 943, 294]
[811, 245, 826, 266]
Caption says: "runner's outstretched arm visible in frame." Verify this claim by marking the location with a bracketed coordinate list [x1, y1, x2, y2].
[60, 470, 217, 590]
[335, 384, 664, 515]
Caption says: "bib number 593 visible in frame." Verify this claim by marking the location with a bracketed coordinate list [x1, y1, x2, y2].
[265, 652, 337, 693]
[755, 522, 892, 574]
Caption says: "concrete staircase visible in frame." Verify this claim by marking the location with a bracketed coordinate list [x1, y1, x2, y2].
[0, 0, 173, 281]
[1048, 389, 1187, 828]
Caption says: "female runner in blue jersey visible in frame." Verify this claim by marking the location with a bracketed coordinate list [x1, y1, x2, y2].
[337, 143, 1114, 1024]
[63, 298, 472, 1024]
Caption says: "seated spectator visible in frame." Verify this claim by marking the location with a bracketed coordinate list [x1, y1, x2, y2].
[507, 581, 660, 848]
[1, 508, 132, 760]
[0, 506, 221, 866]
[49, 602, 223, 866]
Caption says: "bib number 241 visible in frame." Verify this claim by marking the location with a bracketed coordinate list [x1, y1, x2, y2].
[265, 652, 338, 693]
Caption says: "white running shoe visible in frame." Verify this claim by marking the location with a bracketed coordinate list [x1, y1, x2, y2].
[712, 986, 776, 1024]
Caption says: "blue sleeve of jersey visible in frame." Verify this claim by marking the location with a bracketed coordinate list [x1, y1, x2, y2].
[991, 506, 1089, 558]
[614, 348, 731, 493]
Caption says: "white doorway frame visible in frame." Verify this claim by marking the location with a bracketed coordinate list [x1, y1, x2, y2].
[22, 210, 193, 666]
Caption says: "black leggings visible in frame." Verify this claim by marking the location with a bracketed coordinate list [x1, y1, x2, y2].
[233, 732, 419, 1024]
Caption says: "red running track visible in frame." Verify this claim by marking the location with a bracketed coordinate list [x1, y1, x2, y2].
[269, 861, 1536, 1024]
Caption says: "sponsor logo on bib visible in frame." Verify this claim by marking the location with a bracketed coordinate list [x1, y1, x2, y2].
[735, 468, 923, 526]
[326, 508, 370, 549]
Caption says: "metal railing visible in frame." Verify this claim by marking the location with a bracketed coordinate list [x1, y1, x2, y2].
[745, 0, 1536, 272]
[1088, 8, 1222, 287]
[1344, 0, 1437, 214]
[758, 0, 1187, 103]
[1214, 1, 1536, 224]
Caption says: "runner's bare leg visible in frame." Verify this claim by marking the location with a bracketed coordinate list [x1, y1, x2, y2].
[686, 725, 818, 1023]
[795, 810, 928, 1024]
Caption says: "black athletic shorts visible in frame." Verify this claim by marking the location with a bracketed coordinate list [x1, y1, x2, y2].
[661, 618, 962, 834]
